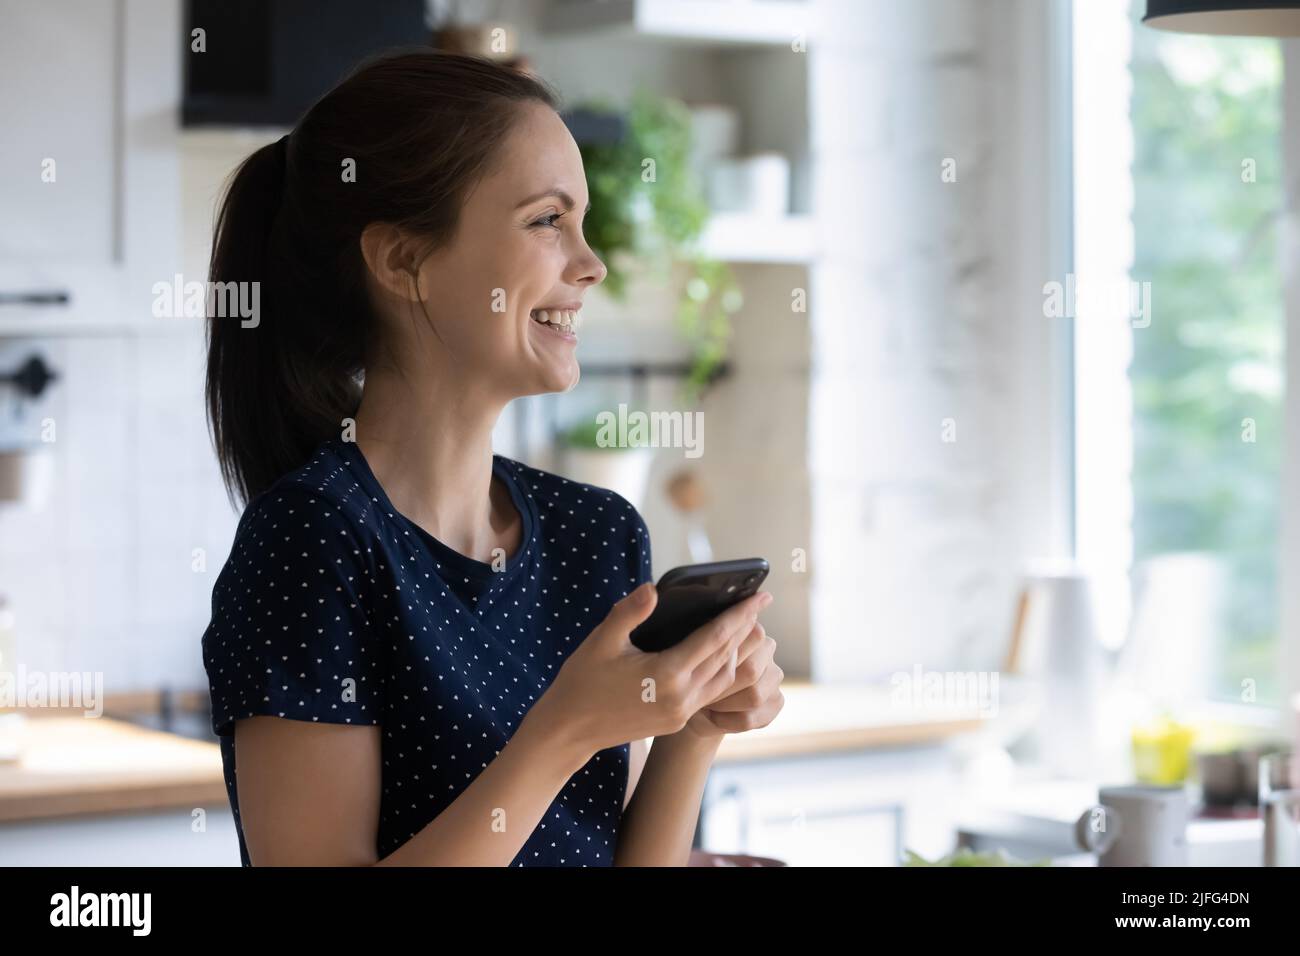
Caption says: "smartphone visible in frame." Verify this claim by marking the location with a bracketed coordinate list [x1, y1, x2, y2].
[629, 558, 770, 652]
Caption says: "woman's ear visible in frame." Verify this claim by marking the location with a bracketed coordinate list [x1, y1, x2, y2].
[359, 222, 423, 303]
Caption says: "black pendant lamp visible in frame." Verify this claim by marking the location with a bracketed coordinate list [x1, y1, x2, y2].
[1144, 0, 1300, 35]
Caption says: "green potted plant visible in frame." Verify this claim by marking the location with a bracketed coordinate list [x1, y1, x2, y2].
[560, 92, 742, 505]
[559, 415, 656, 508]
[577, 90, 744, 404]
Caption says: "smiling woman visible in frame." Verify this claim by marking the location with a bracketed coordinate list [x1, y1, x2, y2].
[199, 49, 782, 868]
[204, 52, 600, 505]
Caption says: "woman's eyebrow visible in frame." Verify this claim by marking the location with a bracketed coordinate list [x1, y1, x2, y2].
[515, 188, 592, 214]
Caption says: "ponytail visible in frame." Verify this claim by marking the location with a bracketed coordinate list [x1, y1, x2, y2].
[206, 133, 357, 508]
[204, 50, 559, 507]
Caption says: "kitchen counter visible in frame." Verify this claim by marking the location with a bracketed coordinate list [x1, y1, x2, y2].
[711, 679, 984, 763]
[0, 713, 227, 823]
[0, 680, 982, 823]
[957, 776, 1267, 866]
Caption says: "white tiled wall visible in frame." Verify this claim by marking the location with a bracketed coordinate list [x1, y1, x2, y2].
[0, 329, 239, 694]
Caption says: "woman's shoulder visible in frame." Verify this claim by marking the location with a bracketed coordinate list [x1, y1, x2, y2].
[203, 443, 391, 736]
[494, 453, 645, 527]
[238, 440, 380, 543]
[494, 454, 652, 583]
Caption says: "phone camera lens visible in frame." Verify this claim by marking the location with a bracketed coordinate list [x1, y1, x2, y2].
[744, 575, 758, 585]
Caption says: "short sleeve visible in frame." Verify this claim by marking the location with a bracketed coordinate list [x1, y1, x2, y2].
[201, 483, 386, 737]
[613, 494, 654, 593]
[632, 509, 653, 589]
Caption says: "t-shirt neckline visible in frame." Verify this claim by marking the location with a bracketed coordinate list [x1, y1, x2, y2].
[330, 438, 536, 593]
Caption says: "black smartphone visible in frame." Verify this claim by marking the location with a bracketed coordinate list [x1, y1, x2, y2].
[629, 558, 770, 652]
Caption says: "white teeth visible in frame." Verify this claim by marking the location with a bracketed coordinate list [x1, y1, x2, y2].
[530, 308, 579, 333]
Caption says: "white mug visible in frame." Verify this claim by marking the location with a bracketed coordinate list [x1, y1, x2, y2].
[1098, 784, 1189, 866]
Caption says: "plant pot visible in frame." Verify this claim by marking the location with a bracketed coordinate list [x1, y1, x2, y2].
[559, 446, 656, 512]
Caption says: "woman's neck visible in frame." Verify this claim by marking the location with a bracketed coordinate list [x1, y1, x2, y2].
[351, 366, 518, 564]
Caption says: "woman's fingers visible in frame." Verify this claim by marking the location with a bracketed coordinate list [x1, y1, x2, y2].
[691, 620, 764, 684]
[709, 659, 783, 713]
[703, 688, 785, 734]
[698, 651, 742, 707]
[701, 630, 773, 706]
[733, 622, 766, 666]
[695, 630, 767, 704]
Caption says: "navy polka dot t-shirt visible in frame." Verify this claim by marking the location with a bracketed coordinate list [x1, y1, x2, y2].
[201, 438, 654, 866]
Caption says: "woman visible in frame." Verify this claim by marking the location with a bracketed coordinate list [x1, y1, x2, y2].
[200, 49, 783, 867]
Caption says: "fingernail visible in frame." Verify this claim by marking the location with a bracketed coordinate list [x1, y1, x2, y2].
[759, 592, 774, 608]
[635, 583, 653, 605]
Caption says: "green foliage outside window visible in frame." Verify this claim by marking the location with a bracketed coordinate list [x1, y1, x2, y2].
[1129, 2, 1283, 701]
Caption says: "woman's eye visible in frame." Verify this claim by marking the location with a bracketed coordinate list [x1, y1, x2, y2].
[531, 213, 563, 230]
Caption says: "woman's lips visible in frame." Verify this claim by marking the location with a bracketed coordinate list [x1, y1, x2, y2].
[529, 306, 579, 341]
[529, 317, 577, 342]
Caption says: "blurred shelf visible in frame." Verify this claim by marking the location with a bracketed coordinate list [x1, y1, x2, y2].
[543, 0, 816, 47]
[0, 318, 130, 338]
[697, 212, 816, 263]
[0, 316, 203, 338]
[580, 359, 730, 379]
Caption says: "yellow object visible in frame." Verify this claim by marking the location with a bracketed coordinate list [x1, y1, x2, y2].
[1131, 716, 1197, 784]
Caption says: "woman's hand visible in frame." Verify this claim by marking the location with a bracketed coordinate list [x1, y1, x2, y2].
[530, 583, 773, 757]
[681, 618, 784, 740]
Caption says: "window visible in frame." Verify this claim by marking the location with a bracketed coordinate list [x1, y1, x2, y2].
[1073, 0, 1284, 704]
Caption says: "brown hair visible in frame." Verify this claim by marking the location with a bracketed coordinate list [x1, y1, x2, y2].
[205, 49, 560, 506]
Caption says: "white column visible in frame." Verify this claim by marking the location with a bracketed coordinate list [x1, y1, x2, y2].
[807, 0, 1072, 680]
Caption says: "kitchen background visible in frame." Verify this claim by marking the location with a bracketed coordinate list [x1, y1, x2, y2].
[1, 0, 1298, 867]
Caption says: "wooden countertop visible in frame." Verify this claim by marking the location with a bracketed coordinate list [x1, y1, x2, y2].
[0, 714, 227, 823]
[712, 679, 985, 764]
[0, 681, 983, 822]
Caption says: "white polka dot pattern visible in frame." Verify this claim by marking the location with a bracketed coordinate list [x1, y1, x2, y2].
[201, 439, 653, 866]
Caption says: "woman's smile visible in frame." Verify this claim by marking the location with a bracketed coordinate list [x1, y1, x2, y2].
[528, 304, 582, 343]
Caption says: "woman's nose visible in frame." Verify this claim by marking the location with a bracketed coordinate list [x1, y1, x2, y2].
[568, 242, 607, 288]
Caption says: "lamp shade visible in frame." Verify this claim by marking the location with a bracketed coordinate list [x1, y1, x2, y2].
[1144, 0, 1300, 35]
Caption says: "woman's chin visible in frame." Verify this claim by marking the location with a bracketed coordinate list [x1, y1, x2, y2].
[547, 361, 580, 394]
[520, 358, 579, 396]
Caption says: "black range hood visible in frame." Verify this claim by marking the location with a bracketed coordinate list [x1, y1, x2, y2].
[182, 0, 430, 128]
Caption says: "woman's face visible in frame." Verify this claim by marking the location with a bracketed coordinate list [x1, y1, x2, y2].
[384, 101, 607, 401]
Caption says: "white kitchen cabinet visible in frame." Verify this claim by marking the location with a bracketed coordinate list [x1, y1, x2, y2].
[0, 804, 241, 866]
[0, 0, 120, 263]
[700, 745, 964, 866]
[541, 0, 817, 47]
[0, 0, 184, 336]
